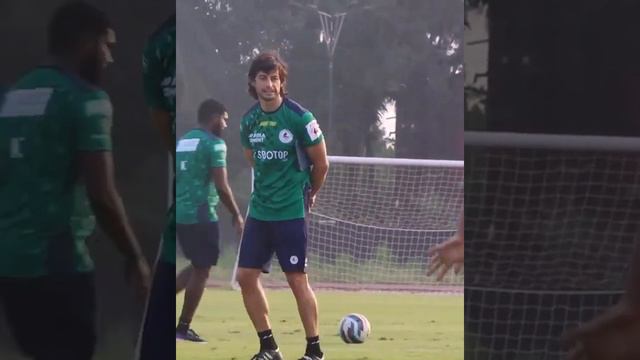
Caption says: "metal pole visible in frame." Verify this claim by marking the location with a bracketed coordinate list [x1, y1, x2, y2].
[320, 11, 345, 141]
[328, 58, 334, 138]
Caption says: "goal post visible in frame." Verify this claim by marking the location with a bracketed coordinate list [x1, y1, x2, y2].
[230, 155, 464, 292]
[464, 131, 640, 360]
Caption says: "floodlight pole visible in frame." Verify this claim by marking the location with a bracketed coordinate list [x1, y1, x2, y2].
[289, 2, 350, 141]
[318, 10, 345, 139]
[328, 57, 334, 138]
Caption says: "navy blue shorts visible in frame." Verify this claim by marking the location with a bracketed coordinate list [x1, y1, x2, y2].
[177, 221, 219, 268]
[176, 203, 220, 268]
[238, 217, 308, 273]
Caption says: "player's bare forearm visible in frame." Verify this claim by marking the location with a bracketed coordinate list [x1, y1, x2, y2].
[212, 167, 241, 218]
[306, 140, 329, 196]
[150, 108, 175, 157]
[218, 187, 241, 218]
[90, 190, 145, 261]
[310, 161, 329, 196]
[81, 152, 145, 262]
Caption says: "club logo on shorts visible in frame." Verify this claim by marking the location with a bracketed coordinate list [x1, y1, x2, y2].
[279, 129, 293, 144]
[290, 256, 299, 265]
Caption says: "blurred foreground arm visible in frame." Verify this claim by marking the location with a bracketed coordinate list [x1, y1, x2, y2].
[80, 152, 151, 299]
[564, 243, 640, 360]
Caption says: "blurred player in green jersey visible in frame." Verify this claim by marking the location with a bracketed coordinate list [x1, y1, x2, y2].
[0, 2, 150, 359]
[138, 13, 176, 360]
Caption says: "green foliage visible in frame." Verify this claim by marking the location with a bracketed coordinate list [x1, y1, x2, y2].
[464, 86, 487, 130]
[181, 0, 462, 159]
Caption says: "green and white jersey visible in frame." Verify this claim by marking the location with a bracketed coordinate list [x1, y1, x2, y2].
[143, 16, 176, 127]
[143, 15, 176, 264]
[176, 129, 227, 224]
[0, 66, 112, 277]
[240, 98, 323, 221]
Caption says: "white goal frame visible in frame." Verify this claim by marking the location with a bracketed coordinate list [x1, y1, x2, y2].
[230, 155, 464, 291]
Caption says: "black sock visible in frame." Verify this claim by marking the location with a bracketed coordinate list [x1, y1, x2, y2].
[258, 329, 278, 352]
[176, 318, 190, 332]
[305, 336, 322, 357]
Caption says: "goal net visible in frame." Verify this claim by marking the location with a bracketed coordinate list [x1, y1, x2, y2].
[464, 131, 640, 360]
[232, 156, 464, 292]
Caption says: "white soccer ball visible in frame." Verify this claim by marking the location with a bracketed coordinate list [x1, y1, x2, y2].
[339, 313, 371, 344]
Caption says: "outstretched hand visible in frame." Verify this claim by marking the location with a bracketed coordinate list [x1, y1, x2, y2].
[427, 234, 464, 281]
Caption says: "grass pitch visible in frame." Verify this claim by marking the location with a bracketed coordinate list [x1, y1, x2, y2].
[176, 288, 462, 360]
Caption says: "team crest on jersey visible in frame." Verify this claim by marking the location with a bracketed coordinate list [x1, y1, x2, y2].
[279, 129, 293, 144]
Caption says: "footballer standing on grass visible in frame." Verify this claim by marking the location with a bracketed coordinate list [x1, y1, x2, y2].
[237, 51, 329, 360]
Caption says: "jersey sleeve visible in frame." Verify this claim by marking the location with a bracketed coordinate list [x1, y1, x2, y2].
[240, 119, 251, 149]
[74, 90, 113, 151]
[209, 139, 227, 168]
[294, 111, 323, 147]
[142, 41, 167, 111]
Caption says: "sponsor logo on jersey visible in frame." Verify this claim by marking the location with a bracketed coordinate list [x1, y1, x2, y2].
[161, 76, 176, 87]
[255, 150, 289, 161]
[161, 76, 176, 99]
[249, 132, 266, 144]
[279, 129, 293, 144]
[259, 120, 277, 127]
[306, 119, 322, 141]
[163, 87, 176, 99]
